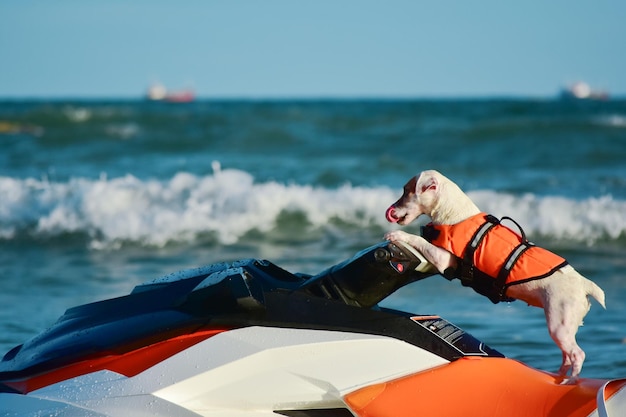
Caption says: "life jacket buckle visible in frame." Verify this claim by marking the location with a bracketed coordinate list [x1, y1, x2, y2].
[467, 264, 475, 279]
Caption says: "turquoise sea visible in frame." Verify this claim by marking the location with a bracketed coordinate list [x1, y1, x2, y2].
[1, 98, 625, 378]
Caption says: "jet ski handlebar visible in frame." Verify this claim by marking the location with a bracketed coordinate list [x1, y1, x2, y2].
[300, 240, 438, 308]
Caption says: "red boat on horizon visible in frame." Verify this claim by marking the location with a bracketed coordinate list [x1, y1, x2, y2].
[146, 83, 195, 103]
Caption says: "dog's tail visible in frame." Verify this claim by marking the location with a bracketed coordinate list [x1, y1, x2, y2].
[586, 280, 606, 309]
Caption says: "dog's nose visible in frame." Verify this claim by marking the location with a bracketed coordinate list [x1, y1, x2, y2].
[385, 206, 399, 223]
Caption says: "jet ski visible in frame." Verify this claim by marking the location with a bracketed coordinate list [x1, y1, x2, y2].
[1, 241, 624, 416]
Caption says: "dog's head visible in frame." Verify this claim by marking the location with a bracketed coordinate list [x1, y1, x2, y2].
[385, 170, 441, 225]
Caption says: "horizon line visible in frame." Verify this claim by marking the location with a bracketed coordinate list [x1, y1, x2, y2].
[1, 93, 623, 102]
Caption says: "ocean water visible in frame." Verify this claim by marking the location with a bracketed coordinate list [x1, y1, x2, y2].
[1, 98, 625, 379]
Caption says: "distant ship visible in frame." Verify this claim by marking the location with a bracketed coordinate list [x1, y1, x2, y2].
[146, 83, 195, 103]
[559, 81, 608, 101]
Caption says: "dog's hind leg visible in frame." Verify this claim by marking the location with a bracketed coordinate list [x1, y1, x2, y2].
[543, 296, 586, 380]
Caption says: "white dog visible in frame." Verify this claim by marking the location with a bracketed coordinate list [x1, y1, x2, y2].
[384, 170, 605, 380]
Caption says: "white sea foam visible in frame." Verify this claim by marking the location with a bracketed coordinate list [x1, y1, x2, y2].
[1, 167, 625, 248]
[594, 114, 626, 128]
[468, 191, 626, 243]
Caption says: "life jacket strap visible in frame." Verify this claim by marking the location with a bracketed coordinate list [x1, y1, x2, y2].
[421, 223, 440, 242]
[495, 241, 534, 299]
[499, 216, 528, 242]
[493, 216, 534, 300]
[460, 214, 499, 280]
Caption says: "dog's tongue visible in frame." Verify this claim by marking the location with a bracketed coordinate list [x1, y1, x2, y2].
[385, 206, 398, 223]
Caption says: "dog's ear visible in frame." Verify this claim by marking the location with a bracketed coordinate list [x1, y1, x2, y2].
[418, 172, 438, 194]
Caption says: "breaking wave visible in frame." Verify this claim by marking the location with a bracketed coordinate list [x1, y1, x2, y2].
[1, 165, 625, 249]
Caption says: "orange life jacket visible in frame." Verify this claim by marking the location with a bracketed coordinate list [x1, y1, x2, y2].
[422, 212, 568, 303]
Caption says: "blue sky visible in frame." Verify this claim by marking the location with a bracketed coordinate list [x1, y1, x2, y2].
[2, 1, 625, 98]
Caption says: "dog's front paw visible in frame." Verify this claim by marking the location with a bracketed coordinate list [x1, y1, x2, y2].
[384, 231, 426, 250]
[384, 230, 411, 243]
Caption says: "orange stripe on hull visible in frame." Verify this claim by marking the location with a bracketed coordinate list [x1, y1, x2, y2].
[4, 328, 226, 394]
[345, 357, 625, 417]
